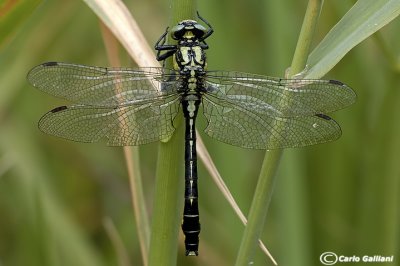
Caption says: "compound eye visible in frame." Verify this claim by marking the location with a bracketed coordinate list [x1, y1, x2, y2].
[170, 25, 185, 40]
[193, 24, 207, 38]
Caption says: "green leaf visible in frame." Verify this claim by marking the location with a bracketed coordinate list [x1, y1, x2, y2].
[305, 0, 400, 78]
[0, 0, 42, 49]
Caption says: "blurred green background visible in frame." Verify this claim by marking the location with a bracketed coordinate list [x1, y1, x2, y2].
[0, 1, 399, 265]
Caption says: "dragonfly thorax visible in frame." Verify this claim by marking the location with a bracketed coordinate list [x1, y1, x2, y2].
[174, 44, 206, 70]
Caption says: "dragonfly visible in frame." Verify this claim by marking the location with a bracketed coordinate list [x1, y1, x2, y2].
[27, 13, 356, 256]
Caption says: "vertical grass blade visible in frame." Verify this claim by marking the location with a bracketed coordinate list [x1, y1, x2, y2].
[123, 147, 150, 264]
[235, 1, 324, 265]
[148, 122, 184, 265]
[148, 1, 196, 264]
[234, 152, 281, 266]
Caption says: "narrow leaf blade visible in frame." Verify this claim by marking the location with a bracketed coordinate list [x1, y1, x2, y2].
[305, 0, 400, 78]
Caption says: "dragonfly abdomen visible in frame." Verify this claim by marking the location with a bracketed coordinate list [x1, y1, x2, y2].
[181, 97, 201, 256]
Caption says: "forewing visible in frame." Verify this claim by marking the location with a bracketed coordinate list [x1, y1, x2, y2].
[202, 94, 341, 149]
[38, 96, 180, 146]
[205, 71, 356, 117]
[27, 62, 179, 106]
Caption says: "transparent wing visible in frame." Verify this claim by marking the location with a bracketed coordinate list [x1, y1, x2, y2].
[38, 96, 181, 146]
[27, 62, 179, 106]
[202, 93, 342, 149]
[205, 71, 356, 117]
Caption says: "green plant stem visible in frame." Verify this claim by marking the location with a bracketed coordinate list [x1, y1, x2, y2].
[235, 1, 323, 265]
[290, 0, 322, 76]
[148, 121, 184, 266]
[235, 151, 281, 266]
[170, 0, 197, 26]
[148, 1, 196, 265]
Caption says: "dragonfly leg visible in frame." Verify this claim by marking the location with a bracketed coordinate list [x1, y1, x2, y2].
[154, 26, 169, 47]
[155, 27, 177, 61]
[199, 41, 209, 50]
[156, 50, 176, 62]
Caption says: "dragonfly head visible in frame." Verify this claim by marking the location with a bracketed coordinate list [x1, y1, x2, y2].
[171, 20, 207, 41]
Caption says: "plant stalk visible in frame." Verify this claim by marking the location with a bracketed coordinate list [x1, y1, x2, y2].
[235, 1, 323, 265]
[148, 121, 184, 266]
[148, 0, 196, 265]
